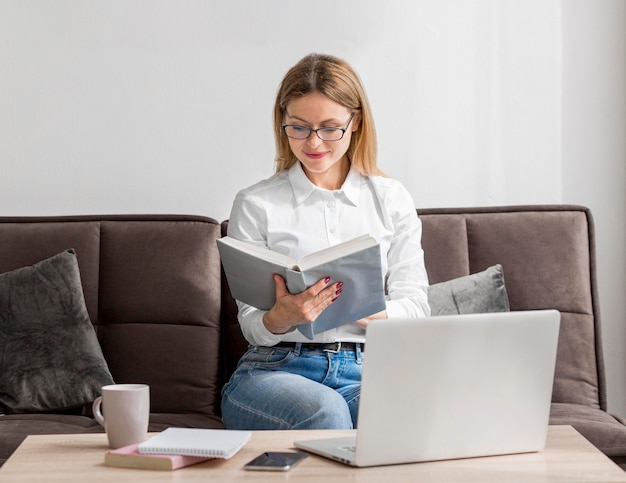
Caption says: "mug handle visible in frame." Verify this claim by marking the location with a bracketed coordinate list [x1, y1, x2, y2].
[92, 396, 105, 427]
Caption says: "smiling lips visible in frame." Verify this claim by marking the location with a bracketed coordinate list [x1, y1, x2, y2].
[305, 151, 327, 160]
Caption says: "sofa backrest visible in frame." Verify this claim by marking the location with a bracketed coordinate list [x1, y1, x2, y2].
[1, 206, 605, 418]
[0, 215, 223, 418]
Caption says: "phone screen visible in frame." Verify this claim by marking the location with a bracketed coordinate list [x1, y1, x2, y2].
[243, 451, 308, 471]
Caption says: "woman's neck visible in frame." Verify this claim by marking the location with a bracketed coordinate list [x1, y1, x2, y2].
[302, 157, 350, 190]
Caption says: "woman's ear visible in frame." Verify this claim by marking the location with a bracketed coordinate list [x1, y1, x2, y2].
[352, 111, 362, 132]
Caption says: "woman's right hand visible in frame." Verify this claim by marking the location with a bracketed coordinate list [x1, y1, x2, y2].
[262, 274, 343, 334]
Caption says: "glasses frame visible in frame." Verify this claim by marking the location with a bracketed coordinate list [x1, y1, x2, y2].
[282, 113, 355, 142]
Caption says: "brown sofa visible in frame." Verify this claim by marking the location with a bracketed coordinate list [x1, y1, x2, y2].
[1, 205, 625, 469]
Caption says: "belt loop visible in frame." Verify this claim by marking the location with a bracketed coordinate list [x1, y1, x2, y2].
[356, 343, 363, 363]
[293, 342, 302, 356]
[323, 342, 342, 354]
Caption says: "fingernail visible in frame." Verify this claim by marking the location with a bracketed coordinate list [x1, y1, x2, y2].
[337, 281, 344, 289]
[331, 296, 338, 302]
[324, 277, 331, 284]
[335, 288, 343, 296]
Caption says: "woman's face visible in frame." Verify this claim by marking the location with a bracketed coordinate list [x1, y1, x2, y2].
[284, 92, 358, 188]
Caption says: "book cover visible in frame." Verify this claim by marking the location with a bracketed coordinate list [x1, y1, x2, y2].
[138, 428, 251, 459]
[105, 443, 210, 471]
[217, 234, 386, 339]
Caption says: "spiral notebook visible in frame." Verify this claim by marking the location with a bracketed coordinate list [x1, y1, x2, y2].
[138, 428, 251, 459]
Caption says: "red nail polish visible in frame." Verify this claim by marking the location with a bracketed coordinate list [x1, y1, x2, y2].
[324, 277, 331, 284]
[337, 281, 344, 289]
[335, 288, 343, 296]
[331, 296, 338, 302]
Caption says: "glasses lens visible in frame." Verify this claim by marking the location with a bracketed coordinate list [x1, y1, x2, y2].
[317, 128, 343, 141]
[284, 126, 310, 139]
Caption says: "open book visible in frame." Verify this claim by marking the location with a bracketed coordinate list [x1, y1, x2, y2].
[217, 234, 385, 339]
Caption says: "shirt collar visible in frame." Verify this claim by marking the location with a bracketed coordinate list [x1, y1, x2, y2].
[288, 162, 361, 206]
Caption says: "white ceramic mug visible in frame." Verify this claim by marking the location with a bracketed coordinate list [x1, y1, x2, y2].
[92, 384, 150, 449]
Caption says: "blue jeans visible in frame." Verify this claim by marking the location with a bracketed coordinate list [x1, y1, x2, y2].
[221, 343, 364, 430]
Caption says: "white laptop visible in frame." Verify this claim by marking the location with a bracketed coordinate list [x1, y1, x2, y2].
[294, 310, 560, 467]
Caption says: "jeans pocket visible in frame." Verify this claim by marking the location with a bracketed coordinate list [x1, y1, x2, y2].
[243, 346, 293, 368]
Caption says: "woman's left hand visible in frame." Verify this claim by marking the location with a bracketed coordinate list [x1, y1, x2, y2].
[354, 310, 388, 330]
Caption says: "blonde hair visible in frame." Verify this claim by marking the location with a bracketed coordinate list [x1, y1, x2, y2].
[273, 53, 383, 176]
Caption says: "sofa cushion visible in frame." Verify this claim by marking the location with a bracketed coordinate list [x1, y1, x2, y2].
[550, 402, 626, 468]
[428, 264, 510, 315]
[420, 208, 604, 410]
[0, 249, 114, 414]
[96, 218, 223, 416]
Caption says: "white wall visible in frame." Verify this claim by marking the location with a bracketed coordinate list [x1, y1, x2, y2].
[561, 0, 626, 417]
[0, 0, 563, 219]
[1, 1, 624, 417]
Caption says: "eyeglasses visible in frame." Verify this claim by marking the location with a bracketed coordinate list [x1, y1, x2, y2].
[282, 113, 355, 141]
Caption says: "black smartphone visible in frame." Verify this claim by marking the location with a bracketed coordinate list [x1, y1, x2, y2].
[243, 451, 308, 471]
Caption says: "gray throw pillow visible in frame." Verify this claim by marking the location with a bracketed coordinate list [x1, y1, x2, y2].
[428, 264, 510, 316]
[0, 249, 114, 414]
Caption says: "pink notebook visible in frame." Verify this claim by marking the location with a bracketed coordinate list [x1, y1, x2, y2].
[105, 443, 210, 471]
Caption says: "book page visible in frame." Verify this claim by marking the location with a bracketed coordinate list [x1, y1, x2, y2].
[218, 236, 296, 268]
[296, 234, 377, 271]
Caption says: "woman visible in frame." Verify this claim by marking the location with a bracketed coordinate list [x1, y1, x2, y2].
[221, 53, 430, 430]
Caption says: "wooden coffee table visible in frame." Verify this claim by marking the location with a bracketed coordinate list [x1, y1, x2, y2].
[1, 425, 625, 482]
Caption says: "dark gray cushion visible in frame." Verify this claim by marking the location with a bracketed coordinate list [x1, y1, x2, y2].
[0, 249, 114, 414]
[428, 264, 510, 315]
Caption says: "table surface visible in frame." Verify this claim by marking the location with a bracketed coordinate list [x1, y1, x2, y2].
[1, 425, 625, 482]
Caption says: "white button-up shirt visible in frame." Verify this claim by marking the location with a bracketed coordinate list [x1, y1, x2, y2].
[227, 162, 430, 346]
